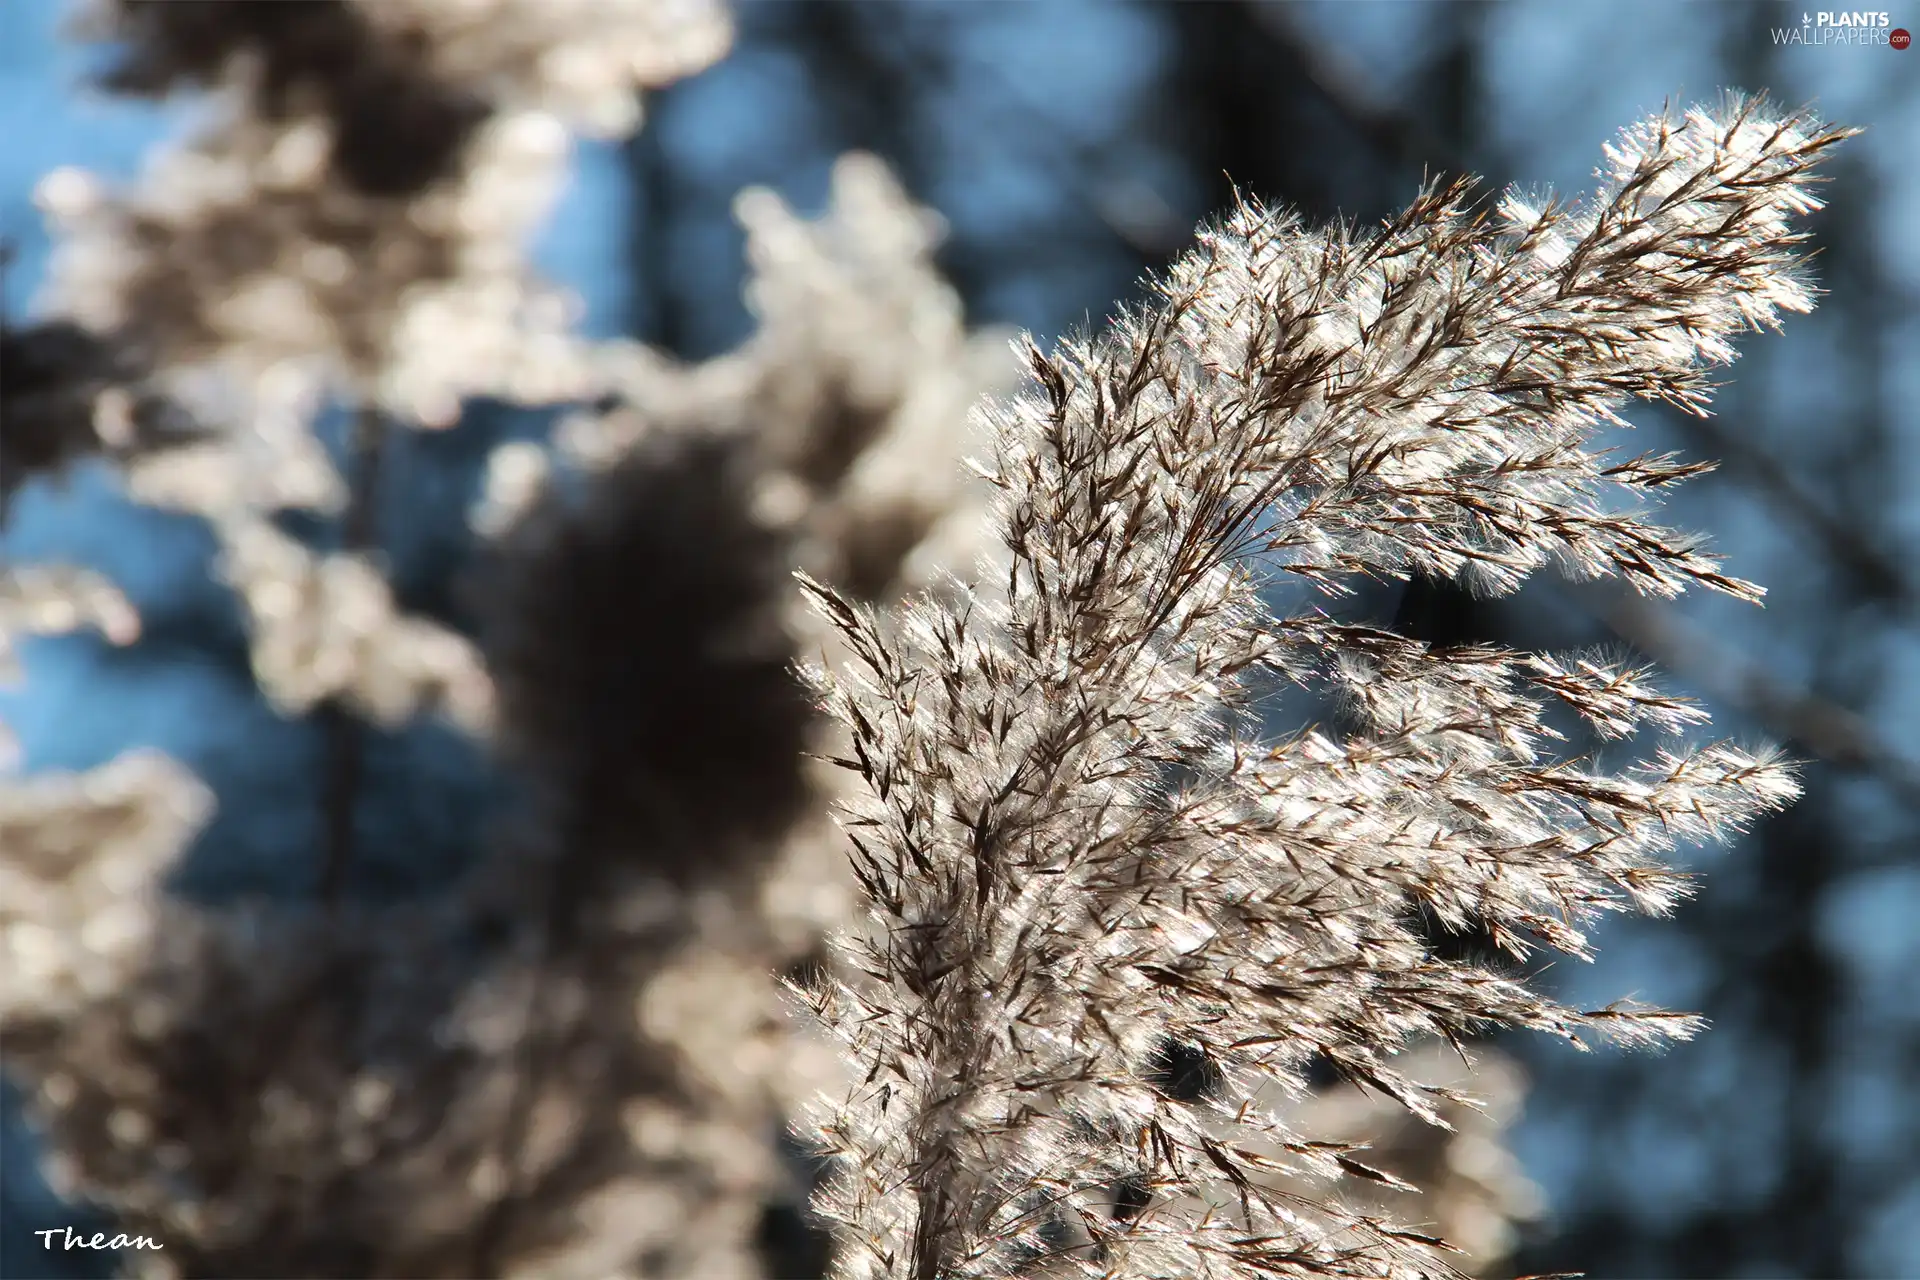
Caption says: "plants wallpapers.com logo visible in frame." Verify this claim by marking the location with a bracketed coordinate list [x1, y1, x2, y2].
[1772, 10, 1911, 44]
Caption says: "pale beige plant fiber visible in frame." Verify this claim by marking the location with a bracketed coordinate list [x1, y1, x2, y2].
[796, 95, 1841, 1280]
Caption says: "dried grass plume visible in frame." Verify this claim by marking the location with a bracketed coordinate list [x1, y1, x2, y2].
[796, 94, 1842, 1280]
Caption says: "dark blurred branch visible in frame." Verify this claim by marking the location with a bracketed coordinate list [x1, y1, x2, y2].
[467, 874, 560, 1277]
[1241, 0, 1466, 175]
[934, 35, 1188, 261]
[1592, 590, 1920, 808]
[1677, 414, 1916, 611]
[627, 88, 686, 354]
[317, 404, 387, 908]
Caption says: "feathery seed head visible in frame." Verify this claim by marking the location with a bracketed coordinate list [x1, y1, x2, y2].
[800, 94, 1839, 1280]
